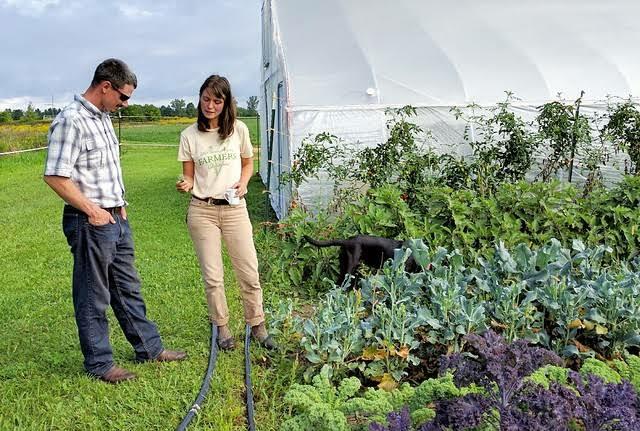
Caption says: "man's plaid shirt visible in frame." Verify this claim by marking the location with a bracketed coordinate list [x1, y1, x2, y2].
[44, 95, 126, 208]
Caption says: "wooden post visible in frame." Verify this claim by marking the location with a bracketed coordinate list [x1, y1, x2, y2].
[568, 90, 585, 183]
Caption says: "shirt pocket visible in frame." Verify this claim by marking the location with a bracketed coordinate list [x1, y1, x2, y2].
[84, 138, 107, 168]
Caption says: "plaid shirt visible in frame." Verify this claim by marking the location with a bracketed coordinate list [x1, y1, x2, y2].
[44, 95, 126, 208]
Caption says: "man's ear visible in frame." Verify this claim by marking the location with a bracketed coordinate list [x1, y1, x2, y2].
[99, 81, 110, 94]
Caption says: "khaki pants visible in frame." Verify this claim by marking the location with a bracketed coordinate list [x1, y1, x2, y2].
[186, 198, 264, 327]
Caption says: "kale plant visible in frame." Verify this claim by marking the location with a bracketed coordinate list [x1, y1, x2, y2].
[568, 371, 639, 431]
[423, 330, 573, 430]
[418, 331, 640, 430]
[369, 406, 412, 431]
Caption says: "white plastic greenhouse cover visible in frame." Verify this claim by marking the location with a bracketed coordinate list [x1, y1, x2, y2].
[261, 0, 640, 218]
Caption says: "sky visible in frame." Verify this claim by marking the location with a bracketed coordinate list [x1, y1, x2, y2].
[0, 0, 262, 111]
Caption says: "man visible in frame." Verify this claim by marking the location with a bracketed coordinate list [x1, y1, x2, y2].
[43, 58, 186, 384]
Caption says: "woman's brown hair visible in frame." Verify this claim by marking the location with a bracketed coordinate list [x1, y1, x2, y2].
[197, 75, 236, 139]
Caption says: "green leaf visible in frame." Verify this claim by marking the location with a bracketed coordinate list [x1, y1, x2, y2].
[306, 352, 322, 364]
[585, 309, 607, 324]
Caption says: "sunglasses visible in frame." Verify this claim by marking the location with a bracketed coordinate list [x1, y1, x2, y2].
[109, 82, 131, 102]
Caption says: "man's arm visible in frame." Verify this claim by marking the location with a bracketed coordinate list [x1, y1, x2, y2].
[43, 175, 115, 225]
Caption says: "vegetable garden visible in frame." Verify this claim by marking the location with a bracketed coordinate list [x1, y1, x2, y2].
[257, 96, 640, 430]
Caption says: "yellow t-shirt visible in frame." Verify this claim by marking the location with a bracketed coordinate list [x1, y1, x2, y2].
[177, 120, 253, 199]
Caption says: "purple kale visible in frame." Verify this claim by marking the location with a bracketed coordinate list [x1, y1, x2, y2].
[568, 371, 639, 431]
[369, 406, 412, 431]
[439, 330, 563, 396]
[420, 331, 640, 430]
[416, 422, 444, 431]
[421, 331, 572, 430]
[420, 393, 490, 430]
[499, 381, 577, 431]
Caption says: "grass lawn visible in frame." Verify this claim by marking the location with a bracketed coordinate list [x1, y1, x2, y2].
[0, 122, 294, 430]
[116, 117, 259, 148]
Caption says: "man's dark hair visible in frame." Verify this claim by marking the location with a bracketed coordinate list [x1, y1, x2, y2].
[91, 58, 137, 90]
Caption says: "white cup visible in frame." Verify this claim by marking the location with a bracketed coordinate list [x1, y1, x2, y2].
[224, 188, 241, 205]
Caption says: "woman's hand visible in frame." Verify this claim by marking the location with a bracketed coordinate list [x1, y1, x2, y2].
[231, 181, 248, 197]
[176, 177, 193, 193]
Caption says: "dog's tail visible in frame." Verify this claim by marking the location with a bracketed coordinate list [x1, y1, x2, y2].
[303, 235, 348, 248]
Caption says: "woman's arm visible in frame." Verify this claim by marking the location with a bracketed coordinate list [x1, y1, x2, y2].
[176, 160, 195, 192]
[233, 157, 253, 197]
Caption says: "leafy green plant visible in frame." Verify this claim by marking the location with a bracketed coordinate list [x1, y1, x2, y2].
[581, 264, 640, 357]
[474, 243, 544, 344]
[281, 375, 360, 431]
[359, 252, 427, 383]
[340, 186, 419, 239]
[257, 206, 340, 295]
[612, 354, 640, 394]
[451, 92, 540, 194]
[415, 247, 487, 353]
[603, 100, 640, 174]
[281, 372, 485, 431]
[536, 93, 593, 182]
[353, 106, 424, 190]
[281, 374, 417, 431]
[294, 238, 640, 382]
[280, 132, 347, 188]
[278, 106, 440, 211]
[298, 289, 367, 381]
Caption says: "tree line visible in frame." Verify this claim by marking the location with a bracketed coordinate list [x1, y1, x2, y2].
[0, 96, 259, 123]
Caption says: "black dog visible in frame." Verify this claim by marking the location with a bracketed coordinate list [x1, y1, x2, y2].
[303, 235, 418, 287]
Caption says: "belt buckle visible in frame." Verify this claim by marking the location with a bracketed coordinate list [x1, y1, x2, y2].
[206, 198, 215, 205]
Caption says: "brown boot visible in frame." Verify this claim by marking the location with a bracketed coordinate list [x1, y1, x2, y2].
[217, 325, 236, 351]
[251, 322, 278, 350]
[99, 366, 136, 384]
[155, 349, 188, 362]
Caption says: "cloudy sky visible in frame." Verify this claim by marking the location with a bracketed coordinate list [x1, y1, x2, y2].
[0, 0, 262, 111]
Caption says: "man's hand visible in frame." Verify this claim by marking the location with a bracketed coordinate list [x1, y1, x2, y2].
[87, 207, 116, 226]
[43, 175, 118, 224]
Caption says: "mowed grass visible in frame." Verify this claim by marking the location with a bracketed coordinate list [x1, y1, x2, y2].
[117, 117, 259, 147]
[0, 122, 295, 430]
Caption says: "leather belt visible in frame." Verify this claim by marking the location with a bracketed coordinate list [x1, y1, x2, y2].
[102, 207, 122, 214]
[63, 205, 122, 215]
[192, 196, 229, 205]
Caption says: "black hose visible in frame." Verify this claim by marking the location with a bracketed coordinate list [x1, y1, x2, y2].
[244, 324, 256, 431]
[176, 323, 219, 431]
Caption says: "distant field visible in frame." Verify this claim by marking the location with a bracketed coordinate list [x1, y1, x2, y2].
[0, 121, 50, 153]
[0, 116, 260, 153]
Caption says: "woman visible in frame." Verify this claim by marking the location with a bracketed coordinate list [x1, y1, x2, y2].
[176, 75, 275, 350]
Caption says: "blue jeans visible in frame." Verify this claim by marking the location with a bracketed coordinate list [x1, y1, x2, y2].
[62, 206, 163, 377]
